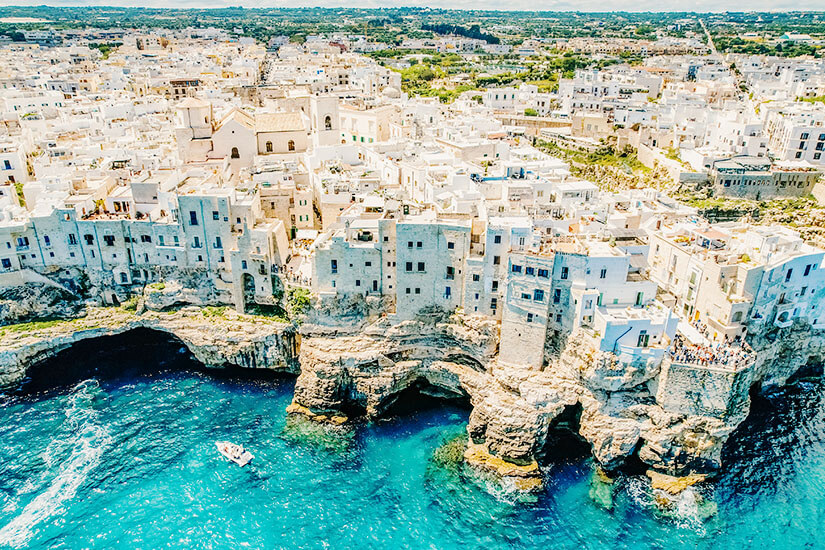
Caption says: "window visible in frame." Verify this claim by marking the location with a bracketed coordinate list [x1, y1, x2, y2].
[417, 241, 422, 248]
[804, 264, 812, 276]
[786, 268, 793, 282]
[447, 241, 454, 250]
[214, 237, 222, 249]
[1, 258, 10, 269]
[120, 273, 127, 283]
[511, 264, 522, 273]
[189, 211, 198, 226]
[493, 256, 500, 265]
[538, 268, 549, 278]
[287, 140, 295, 152]
[266, 141, 273, 153]
[213, 210, 219, 220]
[68, 234, 77, 245]
[637, 330, 649, 348]
[491, 298, 497, 309]
[43, 235, 50, 247]
[103, 235, 115, 247]
[494, 235, 501, 244]
[324, 115, 332, 131]
[417, 262, 425, 272]
[525, 267, 535, 276]
[331, 260, 338, 274]
[446, 266, 454, 280]
[407, 241, 413, 248]
[522, 293, 531, 299]
[492, 280, 499, 291]
[561, 266, 568, 280]
[84, 234, 94, 245]
[406, 288, 411, 294]
[355, 279, 361, 287]
[472, 274, 480, 282]
[141, 235, 152, 243]
[599, 268, 607, 279]
[193, 236, 201, 248]
[241, 260, 247, 270]
[415, 288, 421, 294]
[527, 313, 534, 323]
[159, 235, 165, 246]
[231, 147, 239, 159]
[533, 289, 544, 302]
[365, 261, 372, 267]
[445, 287, 451, 298]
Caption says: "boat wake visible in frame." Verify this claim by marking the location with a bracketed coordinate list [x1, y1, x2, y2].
[0, 380, 112, 548]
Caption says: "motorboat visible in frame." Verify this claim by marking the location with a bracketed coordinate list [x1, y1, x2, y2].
[215, 441, 253, 467]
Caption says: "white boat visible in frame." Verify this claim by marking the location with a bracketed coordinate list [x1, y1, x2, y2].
[215, 441, 253, 467]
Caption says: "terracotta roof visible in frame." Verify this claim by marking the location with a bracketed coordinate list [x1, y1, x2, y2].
[254, 112, 305, 133]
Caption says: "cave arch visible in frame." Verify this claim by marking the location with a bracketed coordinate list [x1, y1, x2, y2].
[16, 327, 294, 395]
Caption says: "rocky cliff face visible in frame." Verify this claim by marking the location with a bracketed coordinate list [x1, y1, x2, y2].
[0, 282, 85, 325]
[3, 298, 822, 492]
[0, 307, 297, 390]
[290, 312, 825, 488]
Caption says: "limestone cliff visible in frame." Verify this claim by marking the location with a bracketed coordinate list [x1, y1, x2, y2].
[0, 306, 297, 390]
[2, 299, 823, 491]
[290, 312, 825, 486]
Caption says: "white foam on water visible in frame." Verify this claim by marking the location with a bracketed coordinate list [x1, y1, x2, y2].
[624, 475, 708, 534]
[0, 380, 112, 548]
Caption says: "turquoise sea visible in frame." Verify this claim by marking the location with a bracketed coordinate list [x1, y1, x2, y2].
[0, 335, 824, 549]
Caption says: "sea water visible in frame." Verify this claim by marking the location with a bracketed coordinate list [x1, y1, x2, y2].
[1, 367, 823, 549]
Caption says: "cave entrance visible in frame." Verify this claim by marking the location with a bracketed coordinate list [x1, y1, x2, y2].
[16, 328, 293, 395]
[380, 377, 471, 417]
[538, 403, 591, 462]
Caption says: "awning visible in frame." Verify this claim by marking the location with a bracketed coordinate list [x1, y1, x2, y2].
[677, 320, 708, 346]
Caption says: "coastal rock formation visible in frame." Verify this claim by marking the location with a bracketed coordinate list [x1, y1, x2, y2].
[3, 303, 823, 491]
[291, 312, 825, 486]
[0, 306, 297, 390]
[0, 282, 85, 325]
[292, 310, 497, 418]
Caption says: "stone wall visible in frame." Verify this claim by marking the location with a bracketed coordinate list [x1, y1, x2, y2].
[656, 360, 753, 420]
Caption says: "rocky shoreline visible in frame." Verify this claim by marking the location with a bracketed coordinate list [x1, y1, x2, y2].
[1, 304, 823, 494]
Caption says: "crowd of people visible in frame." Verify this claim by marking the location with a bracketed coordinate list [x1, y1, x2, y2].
[669, 332, 756, 370]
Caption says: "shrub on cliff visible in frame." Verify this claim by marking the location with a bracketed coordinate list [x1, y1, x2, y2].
[287, 287, 311, 318]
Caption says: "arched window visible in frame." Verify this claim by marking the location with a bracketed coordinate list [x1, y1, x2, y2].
[324, 115, 332, 131]
[231, 147, 239, 159]
[265, 141, 273, 153]
[287, 140, 295, 152]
